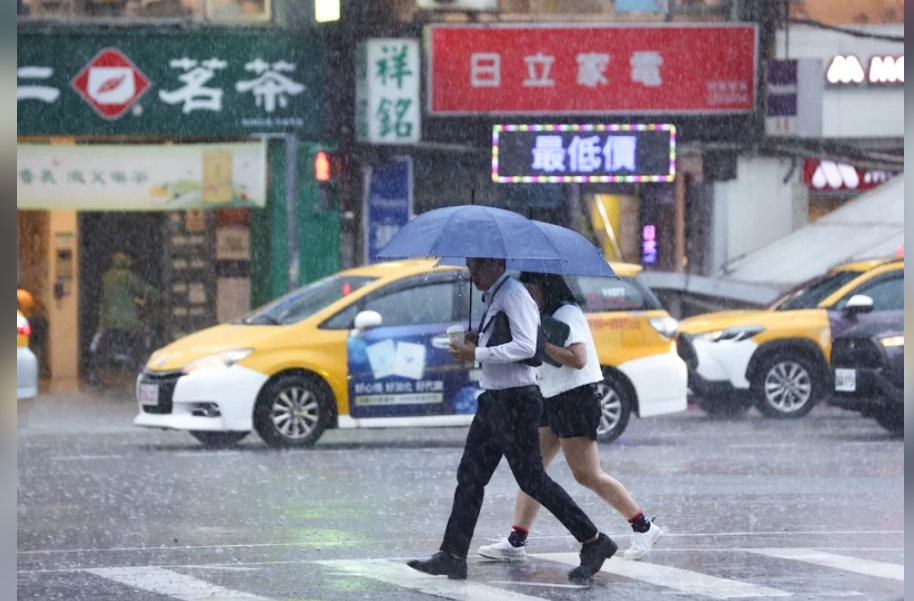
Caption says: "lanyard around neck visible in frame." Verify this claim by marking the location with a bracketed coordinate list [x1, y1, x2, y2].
[478, 276, 510, 334]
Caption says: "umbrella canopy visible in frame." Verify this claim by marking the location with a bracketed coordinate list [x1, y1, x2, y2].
[438, 221, 617, 278]
[376, 205, 567, 267]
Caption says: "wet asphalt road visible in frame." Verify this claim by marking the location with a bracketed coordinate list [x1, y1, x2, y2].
[17, 390, 904, 601]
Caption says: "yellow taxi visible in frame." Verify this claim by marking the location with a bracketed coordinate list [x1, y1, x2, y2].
[17, 311, 39, 400]
[135, 260, 686, 448]
[678, 258, 904, 418]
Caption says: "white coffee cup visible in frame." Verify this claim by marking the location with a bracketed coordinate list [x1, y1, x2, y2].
[447, 325, 465, 345]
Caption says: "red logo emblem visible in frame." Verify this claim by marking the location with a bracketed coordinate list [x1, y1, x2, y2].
[71, 48, 151, 120]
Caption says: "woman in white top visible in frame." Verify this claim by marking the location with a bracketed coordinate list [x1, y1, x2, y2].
[478, 272, 663, 563]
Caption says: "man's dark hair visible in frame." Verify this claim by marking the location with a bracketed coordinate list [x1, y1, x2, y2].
[519, 272, 580, 316]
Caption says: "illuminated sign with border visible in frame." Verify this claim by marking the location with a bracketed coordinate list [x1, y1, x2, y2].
[492, 124, 677, 184]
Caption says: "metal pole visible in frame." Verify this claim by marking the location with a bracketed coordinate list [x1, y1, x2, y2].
[285, 135, 300, 291]
[567, 183, 582, 231]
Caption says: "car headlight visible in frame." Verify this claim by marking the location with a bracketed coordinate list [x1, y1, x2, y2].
[880, 335, 904, 348]
[182, 349, 254, 375]
[649, 317, 679, 339]
[700, 326, 766, 343]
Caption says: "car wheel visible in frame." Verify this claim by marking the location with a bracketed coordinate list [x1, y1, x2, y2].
[698, 396, 751, 418]
[189, 432, 249, 448]
[874, 411, 904, 437]
[595, 372, 633, 444]
[254, 374, 334, 449]
[752, 353, 820, 419]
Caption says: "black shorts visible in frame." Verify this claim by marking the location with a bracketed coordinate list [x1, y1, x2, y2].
[540, 384, 601, 440]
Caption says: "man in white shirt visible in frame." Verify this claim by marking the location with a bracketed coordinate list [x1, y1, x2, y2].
[407, 258, 618, 583]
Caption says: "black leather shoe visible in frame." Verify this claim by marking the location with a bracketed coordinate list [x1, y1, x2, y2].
[407, 552, 468, 580]
[569, 533, 618, 583]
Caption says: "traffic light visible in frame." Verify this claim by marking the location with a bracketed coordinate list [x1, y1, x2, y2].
[314, 151, 332, 183]
[312, 150, 339, 212]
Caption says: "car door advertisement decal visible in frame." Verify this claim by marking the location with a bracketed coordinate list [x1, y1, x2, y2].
[347, 323, 481, 419]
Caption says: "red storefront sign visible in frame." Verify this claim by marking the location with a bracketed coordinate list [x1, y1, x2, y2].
[428, 24, 758, 115]
[802, 159, 899, 193]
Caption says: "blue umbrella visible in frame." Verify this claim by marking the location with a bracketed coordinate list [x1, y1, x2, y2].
[376, 205, 567, 267]
[438, 221, 617, 278]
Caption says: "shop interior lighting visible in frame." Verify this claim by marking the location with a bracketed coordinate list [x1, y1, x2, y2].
[315, 0, 340, 23]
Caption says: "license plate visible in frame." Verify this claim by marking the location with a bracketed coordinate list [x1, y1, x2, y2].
[138, 384, 160, 406]
[835, 369, 857, 393]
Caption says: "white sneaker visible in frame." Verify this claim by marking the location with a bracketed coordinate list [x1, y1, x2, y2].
[478, 538, 528, 563]
[622, 522, 664, 561]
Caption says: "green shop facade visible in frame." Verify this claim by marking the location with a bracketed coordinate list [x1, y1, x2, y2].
[17, 28, 339, 380]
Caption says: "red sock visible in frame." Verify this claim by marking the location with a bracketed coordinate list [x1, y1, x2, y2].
[508, 526, 529, 548]
[628, 512, 651, 533]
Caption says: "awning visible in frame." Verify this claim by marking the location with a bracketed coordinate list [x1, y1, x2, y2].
[719, 175, 904, 291]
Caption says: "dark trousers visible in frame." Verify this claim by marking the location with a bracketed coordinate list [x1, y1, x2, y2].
[440, 386, 599, 558]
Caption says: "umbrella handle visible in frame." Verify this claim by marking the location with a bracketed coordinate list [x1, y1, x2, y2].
[467, 278, 473, 334]
[468, 188, 476, 333]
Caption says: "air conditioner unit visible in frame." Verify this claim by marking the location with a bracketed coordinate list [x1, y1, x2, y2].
[416, 0, 497, 11]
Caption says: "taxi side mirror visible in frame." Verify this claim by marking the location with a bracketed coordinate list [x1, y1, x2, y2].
[844, 295, 874, 316]
[352, 311, 383, 336]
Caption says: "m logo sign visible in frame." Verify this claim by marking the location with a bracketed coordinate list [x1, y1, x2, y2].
[803, 160, 898, 193]
[827, 55, 904, 86]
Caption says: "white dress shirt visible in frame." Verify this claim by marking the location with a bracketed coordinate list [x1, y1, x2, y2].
[474, 274, 540, 391]
[538, 304, 603, 399]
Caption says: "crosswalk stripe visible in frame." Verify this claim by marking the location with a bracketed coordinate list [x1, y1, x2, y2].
[746, 548, 904, 582]
[531, 554, 793, 600]
[85, 567, 274, 601]
[317, 559, 549, 601]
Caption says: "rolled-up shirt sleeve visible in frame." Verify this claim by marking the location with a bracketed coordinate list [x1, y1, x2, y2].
[475, 288, 539, 364]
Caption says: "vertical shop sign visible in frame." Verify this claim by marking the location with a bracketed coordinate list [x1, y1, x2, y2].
[357, 39, 421, 144]
[364, 158, 414, 264]
[766, 59, 824, 138]
[641, 224, 658, 265]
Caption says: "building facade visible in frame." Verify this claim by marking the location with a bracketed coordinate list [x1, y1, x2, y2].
[714, 4, 903, 274]
[16, 3, 340, 382]
[328, 0, 764, 278]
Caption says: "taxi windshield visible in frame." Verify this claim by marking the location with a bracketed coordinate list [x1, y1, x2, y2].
[239, 276, 377, 326]
[770, 270, 863, 312]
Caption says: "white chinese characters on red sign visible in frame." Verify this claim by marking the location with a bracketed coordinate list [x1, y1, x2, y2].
[430, 25, 758, 115]
[70, 49, 151, 120]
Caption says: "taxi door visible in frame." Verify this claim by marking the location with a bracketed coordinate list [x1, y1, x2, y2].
[346, 271, 482, 420]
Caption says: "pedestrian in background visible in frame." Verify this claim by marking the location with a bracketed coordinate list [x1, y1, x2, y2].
[407, 258, 618, 583]
[17, 282, 49, 377]
[479, 272, 663, 564]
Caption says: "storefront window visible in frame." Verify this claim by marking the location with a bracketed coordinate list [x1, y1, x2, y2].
[396, 0, 733, 22]
[791, 0, 903, 25]
[205, 0, 269, 21]
[18, 0, 270, 21]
